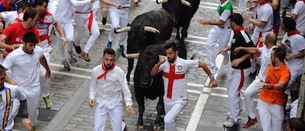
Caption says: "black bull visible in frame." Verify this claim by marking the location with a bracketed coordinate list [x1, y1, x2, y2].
[130, 39, 186, 129]
[157, 0, 200, 44]
[115, 9, 174, 84]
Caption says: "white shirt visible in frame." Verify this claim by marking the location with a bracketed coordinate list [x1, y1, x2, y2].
[257, 45, 277, 81]
[293, 1, 305, 35]
[254, 3, 273, 32]
[158, 57, 198, 102]
[55, 0, 91, 23]
[89, 65, 132, 109]
[281, 33, 305, 70]
[0, 83, 26, 129]
[0, 11, 18, 27]
[2, 46, 43, 92]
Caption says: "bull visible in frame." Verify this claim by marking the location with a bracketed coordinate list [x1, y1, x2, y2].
[115, 9, 174, 84]
[126, 39, 187, 130]
[156, 0, 200, 44]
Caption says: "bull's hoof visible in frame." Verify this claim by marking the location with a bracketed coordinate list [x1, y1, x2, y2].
[136, 125, 144, 130]
[153, 125, 161, 131]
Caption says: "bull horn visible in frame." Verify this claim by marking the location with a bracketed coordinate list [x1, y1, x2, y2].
[125, 53, 140, 59]
[115, 27, 131, 33]
[181, 0, 191, 7]
[156, 0, 168, 4]
[144, 26, 160, 34]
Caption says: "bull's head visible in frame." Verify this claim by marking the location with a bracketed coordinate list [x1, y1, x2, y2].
[116, 26, 160, 54]
[135, 46, 165, 88]
[156, 0, 191, 26]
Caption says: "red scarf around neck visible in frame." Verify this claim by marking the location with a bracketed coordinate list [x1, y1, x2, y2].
[287, 29, 300, 36]
[233, 26, 246, 34]
[96, 63, 116, 80]
[303, 0, 305, 3]
[260, 0, 269, 5]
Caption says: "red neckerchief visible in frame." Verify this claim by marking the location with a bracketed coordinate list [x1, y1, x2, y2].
[96, 64, 116, 80]
[233, 26, 246, 34]
[1, 0, 13, 10]
[260, 0, 269, 6]
[287, 29, 300, 36]
[303, 0, 305, 3]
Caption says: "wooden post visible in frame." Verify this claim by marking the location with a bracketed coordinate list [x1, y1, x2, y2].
[297, 57, 305, 121]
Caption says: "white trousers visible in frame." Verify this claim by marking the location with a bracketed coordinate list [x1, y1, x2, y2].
[164, 99, 187, 131]
[94, 103, 123, 131]
[226, 68, 247, 122]
[39, 46, 52, 97]
[205, 27, 231, 68]
[47, 0, 58, 36]
[108, 10, 128, 46]
[56, 21, 74, 61]
[243, 76, 263, 118]
[74, 12, 100, 53]
[257, 99, 284, 131]
[285, 69, 302, 94]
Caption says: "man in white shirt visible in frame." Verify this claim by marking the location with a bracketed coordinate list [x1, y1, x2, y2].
[233, 32, 277, 129]
[74, 0, 100, 62]
[151, 42, 217, 131]
[279, 17, 305, 114]
[243, 0, 274, 75]
[0, 1, 30, 29]
[198, 0, 233, 74]
[291, 0, 305, 35]
[0, 65, 31, 130]
[89, 48, 134, 131]
[1, 32, 51, 130]
[55, 0, 95, 69]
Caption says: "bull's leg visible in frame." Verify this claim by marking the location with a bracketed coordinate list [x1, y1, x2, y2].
[176, 26, 181, 40]
[126, 58, 134, 84]
[136, 94, 145, 130]
[181, 21, 191, 43]
[153, 97, 165, 131]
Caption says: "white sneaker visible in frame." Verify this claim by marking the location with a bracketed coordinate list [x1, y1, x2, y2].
[211, 66, 219, 75]
[223, 55, 229, 65]
[223, 117, 237, 127]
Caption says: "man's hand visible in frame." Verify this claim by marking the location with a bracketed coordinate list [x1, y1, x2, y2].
[22, 118, 32, 131]
[126, 106, 134, 116]
[243, 12, 251, 21]
[60, 37, 67, 48]
[89, 99, 95, 108]
[45, 69, 51, 79]
[231, 58, 243, 67]
[233, 47, 242, 55]
[285, 55, 293, 61]
[158, 56, 166, 65]
[218, 47, 229, 55]
[247, 23, 254, 31]
[209, 80, 217, 88]
[90, 0, 95, 2]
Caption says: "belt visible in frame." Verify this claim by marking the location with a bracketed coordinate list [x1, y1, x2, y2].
[220, 26, 231, 29]
[75, 11, 91, 14]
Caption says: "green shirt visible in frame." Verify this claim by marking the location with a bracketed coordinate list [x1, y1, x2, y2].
[217, 0, 233, 16]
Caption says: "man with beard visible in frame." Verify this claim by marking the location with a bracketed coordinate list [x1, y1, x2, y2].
[258, 47, 290, 131]
[89, 48, 134, 131]
[151, 42, 217, 131]
[1, 32, 51, 131]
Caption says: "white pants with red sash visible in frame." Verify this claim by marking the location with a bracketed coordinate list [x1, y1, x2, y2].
[74, 11, 100, 54]
[226, 68, 247, 122]
[257, 99, 283, 131]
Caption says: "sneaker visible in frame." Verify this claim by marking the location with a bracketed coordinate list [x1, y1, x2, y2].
[79, 51, 91, 62]
[223, 117, 237, 127]
[107, 40, 112, 48]
[119, 45, 125, 51]
[243, 117, 258, 129]
[223, 55, 229, 65]
[43, 96, 53, 110]
[68, 51, 78, 62]
[102, 17, 107, 25]
[62, 59, 71, 71]
[73, 43, 82, 54]
[211, 66, 219, 75]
